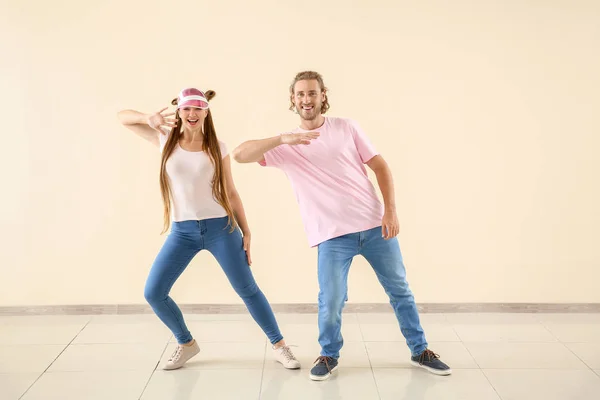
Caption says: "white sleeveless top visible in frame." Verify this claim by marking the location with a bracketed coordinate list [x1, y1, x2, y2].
[159, 131, 228, 222]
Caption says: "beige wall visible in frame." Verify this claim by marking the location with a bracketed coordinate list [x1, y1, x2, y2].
[1, 0, 599, 306]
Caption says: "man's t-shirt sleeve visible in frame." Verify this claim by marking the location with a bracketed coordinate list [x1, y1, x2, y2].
[259, 134, 287, 167]
[349, 119, 379, 163]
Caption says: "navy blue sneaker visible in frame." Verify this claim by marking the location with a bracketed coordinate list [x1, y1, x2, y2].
[309, 356, 339, 381]
[411, 349, 452, 375]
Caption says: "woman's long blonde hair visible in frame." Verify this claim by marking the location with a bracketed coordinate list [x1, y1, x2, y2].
[159, 90, 237, 233]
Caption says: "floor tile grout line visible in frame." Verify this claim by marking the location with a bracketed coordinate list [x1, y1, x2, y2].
[137, 337, 172, 400]
[258, 339, 267, 400]
[449, 322, 463, 342]
[461, 339, 483, 370]
[538, 321, 562, 342]
[18, 319, 91, 400]
[357, 319, 382, 400]
[560, 341, 596, 372]
[460, 338, 504, 399]
[479, 369, 505, 400]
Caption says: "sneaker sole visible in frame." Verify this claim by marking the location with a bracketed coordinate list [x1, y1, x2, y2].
[277, 361, 301, 370]
[309, 365, 338, 381]
[410, 361, 452, 376]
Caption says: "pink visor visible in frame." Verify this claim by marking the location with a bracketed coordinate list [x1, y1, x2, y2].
[177, 88, 209, 109]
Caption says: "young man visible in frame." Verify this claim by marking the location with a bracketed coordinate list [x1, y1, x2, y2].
[232, 71, 451, 380]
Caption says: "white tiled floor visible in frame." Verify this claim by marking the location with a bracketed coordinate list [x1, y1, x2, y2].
[1, 312, 600, 399]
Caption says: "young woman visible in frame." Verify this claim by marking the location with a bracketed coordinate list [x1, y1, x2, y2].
[117, 87, 299, 371]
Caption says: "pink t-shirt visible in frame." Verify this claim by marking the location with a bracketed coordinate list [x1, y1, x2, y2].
[261, 116, 384, 247]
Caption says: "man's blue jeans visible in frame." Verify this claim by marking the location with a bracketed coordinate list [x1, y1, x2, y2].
[317, 226, 428, 358]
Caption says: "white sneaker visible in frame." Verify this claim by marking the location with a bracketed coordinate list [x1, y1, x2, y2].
[163, 340, 200, 370]
[273, 345, 301, 369]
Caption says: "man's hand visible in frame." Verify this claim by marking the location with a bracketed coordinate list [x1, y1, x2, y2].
[382, 209, 399, 239]
[280, 132, 320, 145]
